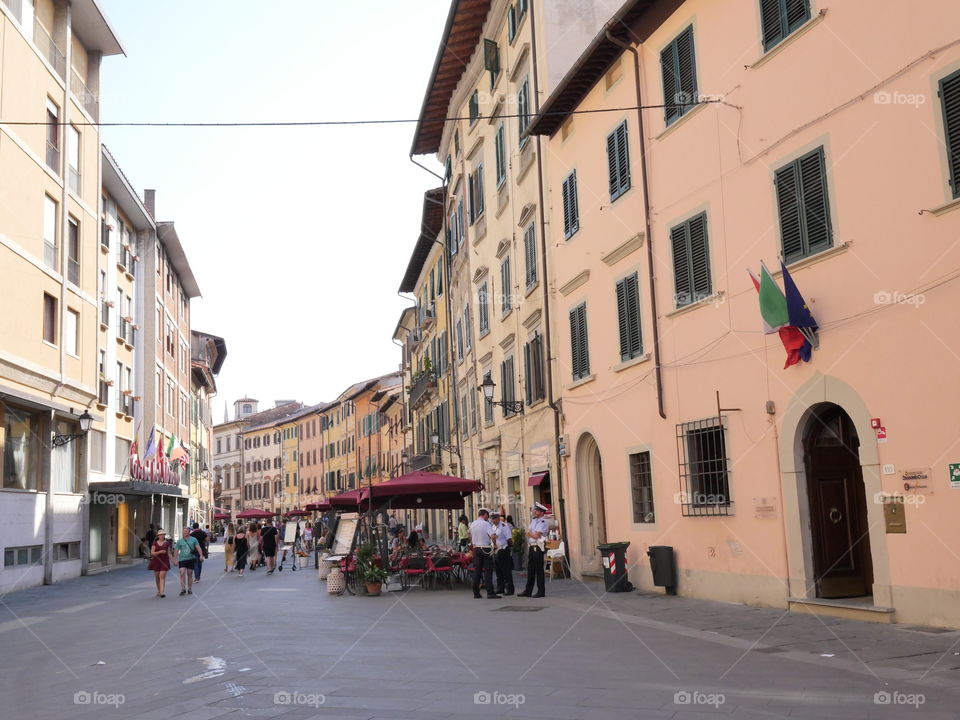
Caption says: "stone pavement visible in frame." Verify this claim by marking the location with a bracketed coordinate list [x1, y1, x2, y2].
[1, 544, 959, 719]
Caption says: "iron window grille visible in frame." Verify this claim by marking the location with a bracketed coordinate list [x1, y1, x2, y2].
[676, 417, 732, 516]
[629, 451, 655, 523]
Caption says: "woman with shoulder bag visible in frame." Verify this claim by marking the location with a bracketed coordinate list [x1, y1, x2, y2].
[173, 527, 202, 596]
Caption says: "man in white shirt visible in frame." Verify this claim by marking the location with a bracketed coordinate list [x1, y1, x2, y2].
[518, 503, 550, 598]
[469, 509, 500, 599]
[490, 510, 514, 596]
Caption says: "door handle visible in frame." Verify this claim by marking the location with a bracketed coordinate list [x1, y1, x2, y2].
[828, 507, 842, 524]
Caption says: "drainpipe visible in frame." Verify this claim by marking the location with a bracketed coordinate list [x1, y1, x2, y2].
[605, 31, 666, 420]
[529, 0, 569, 556]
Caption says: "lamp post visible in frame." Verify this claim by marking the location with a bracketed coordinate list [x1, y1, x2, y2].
[477, 376, 523, 415]
[430, 431, 461, 458]
[52, 410, 93, 446]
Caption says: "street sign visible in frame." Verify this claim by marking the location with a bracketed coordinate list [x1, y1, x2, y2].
[949, 463, 960, 490]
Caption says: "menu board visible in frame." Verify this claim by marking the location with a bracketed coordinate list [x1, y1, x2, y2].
[331, 515, 358, 556]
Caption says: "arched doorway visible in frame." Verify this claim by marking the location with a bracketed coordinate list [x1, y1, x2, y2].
[803, 404, 874, 598]
[575, 433, 606, 572]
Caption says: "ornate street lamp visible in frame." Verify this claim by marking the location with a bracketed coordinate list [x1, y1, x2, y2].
[52, 411, 93, 447]
[477, 376, 523, 414]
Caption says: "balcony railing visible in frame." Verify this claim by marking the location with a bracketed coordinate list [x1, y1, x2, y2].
[44, 241, 57, 271]
[97, 380, 109, 406]
[100, 300, 109, 326]
[418, 303, 437, 328]
[117, 318, 135, 346]
[67, 257, 79, 285]
[118, 246, 135, 276]
[409, 371, 436, 406]
[120, 395, 134, 417]
[411, 450, 440, 472]
[46, 141, 59, 173]
[67, 166, 80, 195]
[71, 68, 97, 119]
[34, 17, 65, 79]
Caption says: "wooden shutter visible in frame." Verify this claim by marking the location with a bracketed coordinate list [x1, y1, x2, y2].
[671, 223, 692, 307]
[661, 43, 680, 125]
[501, 258, 511, 311]
[523, 342, 532, 405]
[662, 26, 697, 125]
[606, 130, 619, 198]
[676, 27, 697, 111]
[500, 360, 508, 417]
[785, 0, 810, 31]
[688, 213, 712, 301]
[942, 70, 960, 198]
[759, 0, 784, 50]
[775, 161, 803, 261]
[569, 304, 589, 379]
[483, 39, 499, 75]
[616, 273, 642, 361]
[524, 225, 537, 287]
[799, 148, 831, 255]
[563, 171, 579, 238]
[532, 334, 544, 401]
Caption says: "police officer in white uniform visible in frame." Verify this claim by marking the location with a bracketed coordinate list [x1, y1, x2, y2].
[469, 509, 500, 599]
[518, 503, 550, 597]
[490, 510, 514, 596]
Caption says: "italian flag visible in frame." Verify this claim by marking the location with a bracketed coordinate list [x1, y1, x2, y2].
[749, 264, 808, 368]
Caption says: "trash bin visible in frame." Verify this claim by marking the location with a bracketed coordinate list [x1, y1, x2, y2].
[646, 545, 677, 595]
[597, 542, 633, 593]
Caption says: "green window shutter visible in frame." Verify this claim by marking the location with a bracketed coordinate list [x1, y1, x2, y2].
[468, 172, 476, 225]
[523, 342, 532, 405]
[606, 130, 619, 198]
[524, 224, 537, 287]
[616, 274, 643, 361]
[501, 258, 511, 311]
[563, 171, 579, 238]
[569, 304, 590, 379]
[662, 26, 697, 125]
[532, 334, 545, 400]
[661, 42, 680, 125]
[500, 360, 508, 417]
[941, 70, 960, 198]
[785, 0, 811, 32]
[508, 5, 517, 42]
[671, 223, 692, 307]
[688, 213, 712, 301]
[798, 148, 831, 255]
[616, 277, 630, 360]
[607, 122, 630, 201]
[759, 0, 784, 51]
[775, 162, 803, 261]
[476, 163, 485, 216]
[495, 125, 506, 186]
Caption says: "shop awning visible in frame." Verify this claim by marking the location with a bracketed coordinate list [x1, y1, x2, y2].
[88, 481, 182, 497]
[329, 489, 364, 509]
[359, 471, 483, 510]
[235, 509, 275, 519]
[528, 471, 549, 487]
[305, 501, 332, 512]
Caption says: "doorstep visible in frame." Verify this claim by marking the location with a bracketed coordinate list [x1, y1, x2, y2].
[579, 571, 604, 583]
[788, 596, 896, 624]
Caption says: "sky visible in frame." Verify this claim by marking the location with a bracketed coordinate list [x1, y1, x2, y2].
[98, 0, 450, 421]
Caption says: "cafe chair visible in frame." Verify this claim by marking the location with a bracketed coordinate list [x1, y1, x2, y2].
[545, 541, 568, 581]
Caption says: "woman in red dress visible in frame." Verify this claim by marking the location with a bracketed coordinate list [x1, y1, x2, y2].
[147, 528, 174, 597]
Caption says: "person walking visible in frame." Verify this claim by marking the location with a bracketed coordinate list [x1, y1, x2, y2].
[190, 522, 209, 582]
[174, 527, 202, 596]
[261, 519, 279, 574]
[223, 522, 236, 572]
[233, 525, 249, 577]
[518, 503, 550, 598]
[143, 523, 156, 558]
[147, 528, 173, 597]
[246, 522, 261, 571]
[490, 511, 514, 596]
[457, 515, 470, 552]
[469, 509, 500, 599]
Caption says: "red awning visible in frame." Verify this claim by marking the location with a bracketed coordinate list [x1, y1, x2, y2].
[528, 471, 549, 487]
[304, 501, 332, 512]
[284, 509, 310, 517]
[329, 489, 364, 509]
[235, 509, 275, 519]
[359, 471, 483, 509]
[213, 512, 231, 520]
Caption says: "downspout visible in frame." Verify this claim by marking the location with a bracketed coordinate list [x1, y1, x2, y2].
[56, 3, 72, 398]
[605, 30, 666, 420]
[529, 0, 569, 555]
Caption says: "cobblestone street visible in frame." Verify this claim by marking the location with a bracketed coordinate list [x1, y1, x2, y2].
[3, 546, 960, 719]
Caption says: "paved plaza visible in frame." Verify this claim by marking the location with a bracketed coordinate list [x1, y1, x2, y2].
[2, 545, 960, 719]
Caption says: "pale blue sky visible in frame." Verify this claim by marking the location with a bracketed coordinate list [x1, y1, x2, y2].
[98, 0, 449, 418]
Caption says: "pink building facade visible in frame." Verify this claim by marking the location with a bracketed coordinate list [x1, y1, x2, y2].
[531, 0, 960, 627]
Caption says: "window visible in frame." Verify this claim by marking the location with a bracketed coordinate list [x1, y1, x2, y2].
[500, 257, 512, 314]
[775, 146, 832, 263]
[67, 217, 79, 285]
[216, 439, 222, 454]
[671, 212, 712, 308]
[445, 155, 452, 181]
[469, 89, 479, 125]
[456, 319, 464, 362]
[464, 304, 472, 349]
[42, 293, 57, 344]
[54, 542, 81, 561]
[507, 4, 517, 42]
[4, 406, 40, 490]
[454, 128, 461, 157]
[43, 195, 58, 270]
[677, 419, 731, 516]
[759, 0, 811, 51]
[941, 69, 960, 199]
[67, 124, 80, 194]
[523, 224, 537, 288]
[517, 0, 527, 19]
[495, 124, 507, 187]
[606, 121, 631, 201]
[4, 546, 42, 568]
[114, 438, 130, 478]
[156, 369, 162, 406]
[500, 356, 517, 417]
[616, 272, 643, 361]
[90, 430, 106, 473]
[562, 171, 580, 239]
[523, 333, 546, 404]
[484, 38, 500, 88]
[469, 164, 485, 222]
[629, 451, 655, 523]
[569, 303, 590, 380]
[46, 99, 60, 172]
[661, 25, 698, 126]
[478, 282, 490, 335]
[65, 308, 79, 356]
[517, 77, 531, 144]
[437, 259, 444, 296]
[457, 199, 465, 249]
[470, 389, 478, 433]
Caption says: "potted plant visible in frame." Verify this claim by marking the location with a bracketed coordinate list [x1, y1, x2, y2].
[511, 527, 525, 570]
[360, 563, 388, 596]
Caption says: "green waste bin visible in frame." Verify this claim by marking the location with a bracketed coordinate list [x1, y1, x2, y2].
[597, 541, 633, 592]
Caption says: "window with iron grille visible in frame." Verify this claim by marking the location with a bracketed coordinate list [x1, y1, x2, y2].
[775, 146, 832, 262]
[676, 418, 732, 516]
[759, 0, 811, 52]
[523, 224, 537, 288]
[569, 303, 590, 380]
[606, 121, 630, 201]
[629, 451, 655, 523]
[661, 25, 698, 126]
[940, 69, 960, 199]
[671, 212, 712, 308]
[562, 171, 579, 238]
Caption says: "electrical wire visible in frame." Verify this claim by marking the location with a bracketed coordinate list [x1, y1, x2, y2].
[0, 101, 723, 128]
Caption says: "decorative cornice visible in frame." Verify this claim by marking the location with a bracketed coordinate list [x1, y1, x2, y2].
[601, 232, 645, 266]
[559, 270, 590, 297]
[495, 238, 511, 259]
[517, 202, 536, 228]
[473, 265, 489, 283]
[499, 333, 516, 352]
[522, 308, 542, 330]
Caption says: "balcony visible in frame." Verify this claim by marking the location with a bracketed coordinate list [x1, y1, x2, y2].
[34, 17, 65, 79]
[45, 141, 59, 173]
[411, 450, 440, 472]
[44, 241, 57, 271]
[418, 303, 437, 329]
[120, 395, 134, 418]
[71, 68, 97, 119]
[117, 318, 135, 348]
[96, 380, 109, 407]
[67, 257, 79, 285]
[409, 371, 436, 407]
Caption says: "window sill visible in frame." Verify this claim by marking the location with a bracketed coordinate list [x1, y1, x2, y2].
[517, 140, 535, 184]
[566, 374, 596, 391]
[665, 291, 725, 319]
[478, 329, 491, 341]
[527, 397, 547, 410]
[777, 242, 850, 275]
[501, 307, 514, 321]
[525, 281, 539, 298]
[747, 10, 827, 70]
[42, 340, 58, 350]
[612, 353, 650, 373]
[654, 102, 707, 142]
[922, 196, 960, 217]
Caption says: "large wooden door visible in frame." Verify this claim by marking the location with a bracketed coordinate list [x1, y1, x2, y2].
[805, 407, 873, 598]
[576, 435, 607, 572]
